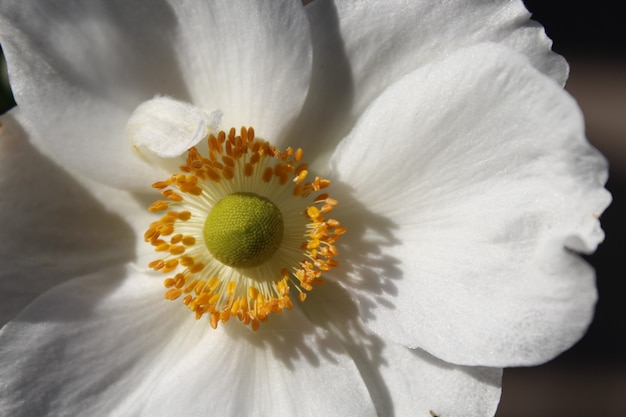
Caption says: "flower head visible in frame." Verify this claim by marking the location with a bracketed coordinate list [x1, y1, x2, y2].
[0, 1, 610, 416]
[142, 123, 343, 330]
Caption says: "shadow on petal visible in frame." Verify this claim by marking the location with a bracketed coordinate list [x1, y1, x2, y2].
[330, 180, 404, 322]
[300, 281, 394, 413]
[218, 177, 405, 405]
[289, 0, 355, 165]
[0, 116, 136, 325]
[195, 174, 404, 371]
[222, 305, 348, 372]
[15, 0, 192, 108]
[410, 348, 500, 388]
[302, 281, 502, 417]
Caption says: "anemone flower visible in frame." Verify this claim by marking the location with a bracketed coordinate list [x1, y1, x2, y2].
[0, 1, 610, 416]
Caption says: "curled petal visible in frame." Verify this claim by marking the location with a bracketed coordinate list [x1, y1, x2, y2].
[127, 96, 222, 159]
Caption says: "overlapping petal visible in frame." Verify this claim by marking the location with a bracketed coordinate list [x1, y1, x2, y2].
[330, 43, 610, 367]
[302, 283, 502, 417]
[0, 0, 312, 189]
[296, 0, 568, 163]
[0, 0, 610, 415]
[0, 267, 376, 417]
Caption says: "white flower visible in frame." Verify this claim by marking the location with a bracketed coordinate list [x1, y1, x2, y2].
[0, 1, 610, 416]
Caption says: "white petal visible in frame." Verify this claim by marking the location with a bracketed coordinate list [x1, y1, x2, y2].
[0, 110, 137, 326]
[169, 0, 312, 146]
[143, 309, 376, 417]
[296, 0, 567, 162]
[0, 0, 312, 188]
[127, 96, 222, 160]
[0, 267, 376, 417]
[0, 267, 185, 417]
[329, 44, 610, 367]
[302, 283, 502, 417]
[0, 1, 186, 189]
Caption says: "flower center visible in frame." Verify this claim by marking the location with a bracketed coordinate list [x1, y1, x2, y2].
[203, 192, 284, 268]
[144, 127, 345, 330]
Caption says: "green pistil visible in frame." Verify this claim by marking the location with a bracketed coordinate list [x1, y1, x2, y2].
[203, 192, 284, 268]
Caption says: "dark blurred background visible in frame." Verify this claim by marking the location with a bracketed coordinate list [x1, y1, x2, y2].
[1, 1, 624, 416]
[0, 46, 12, 113]
[501, 1, 626, 416]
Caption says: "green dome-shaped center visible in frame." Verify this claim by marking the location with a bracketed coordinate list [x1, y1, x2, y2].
[203, 192, 284, 268]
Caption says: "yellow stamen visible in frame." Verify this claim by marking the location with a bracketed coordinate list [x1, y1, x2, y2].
[145, 127, 344, 330]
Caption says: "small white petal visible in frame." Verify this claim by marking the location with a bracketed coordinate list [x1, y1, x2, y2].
[127, 96, 222, 158]
[330, 44, 610, 367]
[0, 267, 376, 417]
